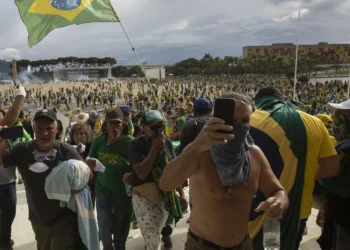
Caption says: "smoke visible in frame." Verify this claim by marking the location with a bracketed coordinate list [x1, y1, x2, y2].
[0, 48, 21, 61]
[18, 71, 50, 83]
[71, 74, 89, 81]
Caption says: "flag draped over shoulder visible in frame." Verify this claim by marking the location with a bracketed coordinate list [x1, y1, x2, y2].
[248, 97, 308, 250]
[15, 0, 119, 47]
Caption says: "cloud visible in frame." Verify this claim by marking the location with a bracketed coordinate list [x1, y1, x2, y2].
[0, 48, 21, 61]
[1, 0, 350, 64]
[168, 20, 189, 31]
[272, 8, 310, 22]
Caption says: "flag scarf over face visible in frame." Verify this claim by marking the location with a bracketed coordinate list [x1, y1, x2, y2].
[248, 97, 307, 250]
[15, 0, 119, 47]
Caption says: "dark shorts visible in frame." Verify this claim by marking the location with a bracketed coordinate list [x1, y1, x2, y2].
[185, 230, 253, 250]
[30, 213, 78, 250]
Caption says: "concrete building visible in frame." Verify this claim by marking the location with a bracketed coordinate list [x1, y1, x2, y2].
[243, 42, 350, 63]
[53, 67, 112, 81]
[144, 65, 166, 79]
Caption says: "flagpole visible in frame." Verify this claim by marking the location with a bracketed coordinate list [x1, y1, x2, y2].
[293, 11, 300, 101]
[117, 19, 160, 108]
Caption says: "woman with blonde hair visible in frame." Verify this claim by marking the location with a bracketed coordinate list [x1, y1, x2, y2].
[68, 122, 95, 206]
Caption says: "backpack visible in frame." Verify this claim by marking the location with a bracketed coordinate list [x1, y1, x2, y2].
[193, 115, 211, 136]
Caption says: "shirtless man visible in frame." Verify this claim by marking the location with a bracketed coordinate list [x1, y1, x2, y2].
[160, 92, 289, 250]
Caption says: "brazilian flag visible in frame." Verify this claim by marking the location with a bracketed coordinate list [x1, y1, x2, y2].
[248, 97, 307, 250]
[8, 121, 32, 146]
[15, 0, 119, 47]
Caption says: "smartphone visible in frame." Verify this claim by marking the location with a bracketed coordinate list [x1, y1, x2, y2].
[213, 98, 235, 133]
[0, 126, 24, 140]
[153, 127, 165, 138]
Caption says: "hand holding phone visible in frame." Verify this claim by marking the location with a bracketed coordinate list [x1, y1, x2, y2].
[0, 126, 24, 140]
[152, 134, 165, 152]
[213, 98, 235, 133]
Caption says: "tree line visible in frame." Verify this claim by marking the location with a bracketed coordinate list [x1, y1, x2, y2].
[165, 52, 349, 78]
[9, 52, 349, 79]
[16, 57, 116, 68]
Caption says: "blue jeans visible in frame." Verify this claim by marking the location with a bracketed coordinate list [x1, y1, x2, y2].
[0, 182, 17, 248]
[96, 193, 131, 250]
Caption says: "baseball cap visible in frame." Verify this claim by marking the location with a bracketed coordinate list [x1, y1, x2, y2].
[326, 99, 350, 111]
[105, 108, 124, 121]
[194, 98, 212, 111]
[34, 109, 57, 121]
[141, 110, 164, 126]
[89, 110, 99, 119]
[119, 105, 131, 115]
[316, 114, 333, 129]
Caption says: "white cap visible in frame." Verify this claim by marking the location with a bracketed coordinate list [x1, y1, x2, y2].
[326, 99, 350, 111]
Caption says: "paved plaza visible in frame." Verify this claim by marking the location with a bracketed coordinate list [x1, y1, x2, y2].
[12, 184, 322, 250]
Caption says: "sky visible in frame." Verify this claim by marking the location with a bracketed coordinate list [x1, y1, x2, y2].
[1, 0, 350, 65]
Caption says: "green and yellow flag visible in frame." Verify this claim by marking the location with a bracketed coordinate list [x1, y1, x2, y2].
[15, 0, 119, 47]
[248, 97, 308, 250]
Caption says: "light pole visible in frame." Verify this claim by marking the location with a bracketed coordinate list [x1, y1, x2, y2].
[293, 11, 301, 100]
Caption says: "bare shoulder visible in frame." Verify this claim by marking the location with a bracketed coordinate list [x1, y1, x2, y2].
[249, 145, 264, 159]
[249, 145, 270, 173]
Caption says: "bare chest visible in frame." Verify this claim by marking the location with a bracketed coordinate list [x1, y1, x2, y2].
[192, 150, 260, 201]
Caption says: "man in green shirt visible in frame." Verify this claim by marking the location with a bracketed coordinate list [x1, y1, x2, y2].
[87, 108, 133, 250]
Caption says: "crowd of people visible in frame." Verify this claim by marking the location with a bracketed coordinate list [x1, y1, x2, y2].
[0, 77, 349, 250]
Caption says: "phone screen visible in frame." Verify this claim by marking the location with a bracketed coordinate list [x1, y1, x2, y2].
[213, 98, 235, 133]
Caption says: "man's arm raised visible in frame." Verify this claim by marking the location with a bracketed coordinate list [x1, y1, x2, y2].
[160, 117, 234, 191]
[0, 86, 26, 127]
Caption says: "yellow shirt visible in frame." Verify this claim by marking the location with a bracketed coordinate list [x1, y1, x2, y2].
[165, 123, 174, 138]
[297, 111, 337, 219]
[329, 135, 337, 146]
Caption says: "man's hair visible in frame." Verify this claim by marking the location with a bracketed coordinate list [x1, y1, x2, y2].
[177, 107, 185, 115]
[254, 87, 283, 101]
[219, 92, 253, 109]
[195, 108, 212, 117]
